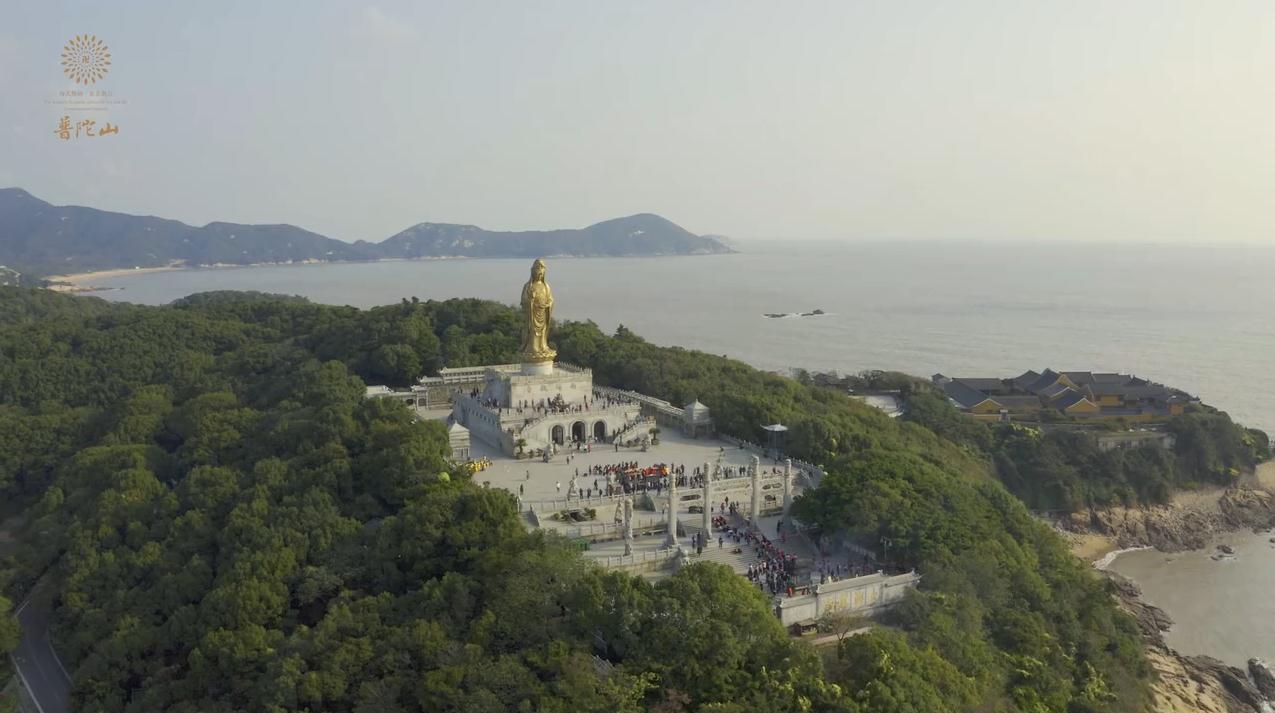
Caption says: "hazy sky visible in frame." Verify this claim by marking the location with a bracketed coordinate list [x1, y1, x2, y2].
[2, 1, 1274, 243]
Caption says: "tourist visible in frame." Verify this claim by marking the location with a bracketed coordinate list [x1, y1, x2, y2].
[556, 481, 561, 493]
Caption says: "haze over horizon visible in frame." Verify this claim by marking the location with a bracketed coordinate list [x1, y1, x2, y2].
[3, 1, 1274, 245]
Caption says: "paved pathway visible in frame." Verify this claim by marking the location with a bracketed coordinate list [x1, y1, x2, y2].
[10, 593, 71, 713]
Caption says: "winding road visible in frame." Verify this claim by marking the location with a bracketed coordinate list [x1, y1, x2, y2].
[10, 596, 71, 713]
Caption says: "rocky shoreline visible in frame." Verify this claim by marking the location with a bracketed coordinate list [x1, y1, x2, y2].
[1063, 485, 1275, 554]
[1067, 466, 1275, 712]
[1105, 570, 1274, 713]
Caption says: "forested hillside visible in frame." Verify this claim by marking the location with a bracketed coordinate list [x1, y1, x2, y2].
[0, 288, 1155, 712]
[0, 188, 731, 278]
[900, 388, 1270, 512]
[798, 370, 1270, 513]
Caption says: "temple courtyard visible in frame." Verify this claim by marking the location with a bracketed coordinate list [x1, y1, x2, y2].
[470, 427, 819, 576]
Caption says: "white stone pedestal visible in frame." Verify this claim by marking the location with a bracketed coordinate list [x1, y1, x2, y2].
[522, 361, 555, 376]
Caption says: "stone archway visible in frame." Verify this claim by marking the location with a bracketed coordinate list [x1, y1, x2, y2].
[593, 421, 607, 442]
[551, 425, 565, 445]
[571, 421, 586, 443]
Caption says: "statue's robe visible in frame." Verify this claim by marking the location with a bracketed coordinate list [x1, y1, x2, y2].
[521, 279, 553, 356]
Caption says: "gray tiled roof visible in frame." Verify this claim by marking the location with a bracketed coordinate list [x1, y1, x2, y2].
[953, 378, 1006, 392]
[1026, 369, 1064, 394]
[994, 395, 1045, 412]
[1011, 370, 1041, 389]
[1087, 383, 1173, 400]
[1040, 382, 1073, 399]
[942, 380, 998, 410]
[1054, 391, 1094, 411]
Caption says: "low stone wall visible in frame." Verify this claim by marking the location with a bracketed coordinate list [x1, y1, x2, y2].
[591, 547, 680, 574]
[522, 492, 631, 513]
[776, 570, 920, 626]
[452, 394, 515, 454]
[562, 516, 666, 542]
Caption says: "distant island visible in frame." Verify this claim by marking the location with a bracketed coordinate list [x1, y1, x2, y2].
[764, 309, 825, 318]
[0, 188, 733, 280]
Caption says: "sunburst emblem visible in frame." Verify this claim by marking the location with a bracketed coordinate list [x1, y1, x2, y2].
[61, 35, 111, 85]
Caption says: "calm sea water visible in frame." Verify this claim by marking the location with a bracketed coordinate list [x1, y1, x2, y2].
[87, 240, 1275, 434]
[83, 239, 1275, 665]
[1109, 530, 1275, 667]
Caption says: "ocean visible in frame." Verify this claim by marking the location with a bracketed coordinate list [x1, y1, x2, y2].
[80, 239, 1275, 666]
[1108, 529, 1275, 667]
[84, 240, 1275, 434]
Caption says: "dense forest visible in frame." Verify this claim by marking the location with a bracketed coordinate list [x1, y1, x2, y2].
[0, 288, 1162, 712]
[901, 388, 1269, 513]
[800, 370, 1270, 513]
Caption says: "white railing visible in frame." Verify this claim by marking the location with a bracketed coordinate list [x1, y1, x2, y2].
[612, 417, 656, 443]
[435, 364, 513, 384]
[518, 401, 637, 433]
[562, 515, 664, 539]
[525, 492, 632, 511]
[593, 547, 679, 570]
[593, 385, 683, 419]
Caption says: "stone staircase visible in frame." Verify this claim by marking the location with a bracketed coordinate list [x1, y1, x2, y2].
[612, 417, 655, 444]
[688, 542, 758, 574]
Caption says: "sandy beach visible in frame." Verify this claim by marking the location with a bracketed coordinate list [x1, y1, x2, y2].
[45, 265, 187, 291]
[42, 257, 496, 293]
[1068, 531, 1122, 563]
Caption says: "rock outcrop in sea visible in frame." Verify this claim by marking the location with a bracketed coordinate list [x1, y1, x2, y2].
[1249, 658, 1275, 701]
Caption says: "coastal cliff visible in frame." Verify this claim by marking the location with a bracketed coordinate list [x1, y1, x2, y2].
[1069, 463, 1275, 713]
[1065, 486, 1275, 553]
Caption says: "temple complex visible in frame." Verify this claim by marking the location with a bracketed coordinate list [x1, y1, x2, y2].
[365, 257, 919, 627]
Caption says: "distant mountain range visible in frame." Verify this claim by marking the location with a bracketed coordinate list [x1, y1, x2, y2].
[0, 188, 733, 278]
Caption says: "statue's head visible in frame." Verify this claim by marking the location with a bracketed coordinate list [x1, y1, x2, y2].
[531, 259, 546, 281]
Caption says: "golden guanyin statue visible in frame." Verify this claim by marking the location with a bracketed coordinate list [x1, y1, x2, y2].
[520, 258, 556, 363]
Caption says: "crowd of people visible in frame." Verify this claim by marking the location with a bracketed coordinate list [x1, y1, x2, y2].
[562, 460, 726, 498]
[718, 525, 801, 596]
[461, 388, 631, 418]
[812, 559, 877, 583]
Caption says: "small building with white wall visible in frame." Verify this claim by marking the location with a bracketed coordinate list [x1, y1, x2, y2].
[775, 570, 921, 627]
